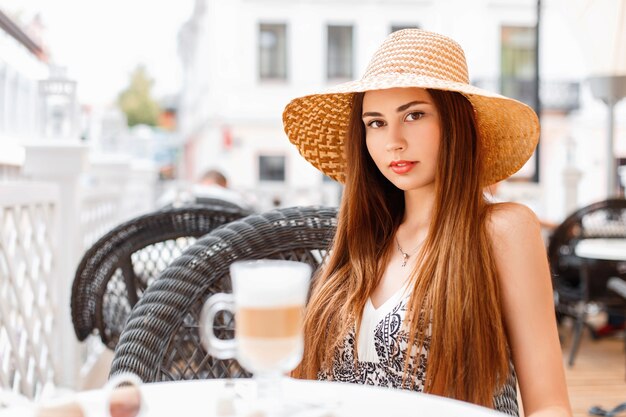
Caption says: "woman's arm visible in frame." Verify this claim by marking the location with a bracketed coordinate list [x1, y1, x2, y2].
[488, 202, 572, 417]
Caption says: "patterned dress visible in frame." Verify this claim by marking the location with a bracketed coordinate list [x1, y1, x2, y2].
[318, 288, 520, 416]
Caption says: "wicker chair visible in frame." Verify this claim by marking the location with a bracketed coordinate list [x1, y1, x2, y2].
[71, 203, 251, 350]
[109, 206, 338, 382]
[164, 196, 247, 211]
[547, 198, 626, 366]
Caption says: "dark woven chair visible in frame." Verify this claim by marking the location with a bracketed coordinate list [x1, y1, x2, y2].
[71, 203, 251, 349]
[164, 196, 248, 211]
[547, 198, 626, 366]
[109, 206, 337, 382]
[195, 196, 247, 210]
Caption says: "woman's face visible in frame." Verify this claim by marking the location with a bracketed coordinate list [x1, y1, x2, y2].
[362, 87, 441, 193]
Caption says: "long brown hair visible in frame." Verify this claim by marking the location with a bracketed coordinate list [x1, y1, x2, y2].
[293, 89, 510, 408]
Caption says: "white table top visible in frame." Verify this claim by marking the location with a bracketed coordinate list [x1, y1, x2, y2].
[2, 378, 504, 417]
[575, 238, 626, 261]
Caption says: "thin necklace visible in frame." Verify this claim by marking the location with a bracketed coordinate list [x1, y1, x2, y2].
[395, 236, 423, 268]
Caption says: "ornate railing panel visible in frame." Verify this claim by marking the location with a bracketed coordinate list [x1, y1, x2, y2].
[0, 182, 59, 398]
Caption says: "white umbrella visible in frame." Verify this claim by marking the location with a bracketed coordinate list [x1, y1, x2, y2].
[567, 0, 626, 74]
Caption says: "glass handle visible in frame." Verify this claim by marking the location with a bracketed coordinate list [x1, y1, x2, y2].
[200, 293, 237, 360]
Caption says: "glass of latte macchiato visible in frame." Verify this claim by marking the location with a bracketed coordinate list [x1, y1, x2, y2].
[200, 259, 311, 412]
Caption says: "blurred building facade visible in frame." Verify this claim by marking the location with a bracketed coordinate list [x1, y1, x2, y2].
[177, 0, 626, 219]
[0, 9, 49, 176]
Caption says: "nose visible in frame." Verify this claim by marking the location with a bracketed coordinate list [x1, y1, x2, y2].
[385, 124, 406, 152]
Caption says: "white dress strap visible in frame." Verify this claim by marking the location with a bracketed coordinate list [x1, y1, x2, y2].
[357, 282, 411, 362]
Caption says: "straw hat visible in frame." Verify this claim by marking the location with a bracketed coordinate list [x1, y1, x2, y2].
[282, 29, 540, 186]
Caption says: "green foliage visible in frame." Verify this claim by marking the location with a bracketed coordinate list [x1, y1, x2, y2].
[117, 65, 160, 127]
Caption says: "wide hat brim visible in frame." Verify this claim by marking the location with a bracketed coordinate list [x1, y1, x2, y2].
[282, 73, 540, 186]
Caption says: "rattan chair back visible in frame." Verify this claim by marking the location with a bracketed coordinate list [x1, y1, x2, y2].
[109, 206, 337, 382]
[547, 198, 626, 365]
[548, 198, 626, 302]
[71, 203, 251, 349]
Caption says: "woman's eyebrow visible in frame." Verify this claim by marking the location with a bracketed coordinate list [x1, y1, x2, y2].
[396, 100, 429, 112]
[362, 111, 383, 118]
[362, 100, 430, 118]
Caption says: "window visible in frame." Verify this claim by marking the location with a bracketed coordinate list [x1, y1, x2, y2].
[259, 155, 286, 181]
[501, 26, 537, 180]
[500, 26, 536, 107]
[390, 24, 419, 33]
[259, 23, 287, 80]
[327, 25, 353, 80]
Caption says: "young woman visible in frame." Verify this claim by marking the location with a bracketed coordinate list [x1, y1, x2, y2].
[282, 29, 571, 416]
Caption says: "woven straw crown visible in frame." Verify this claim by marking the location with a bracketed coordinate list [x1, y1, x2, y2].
[282, 29, 540, 186]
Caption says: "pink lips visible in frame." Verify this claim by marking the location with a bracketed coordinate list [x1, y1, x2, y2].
[389, 160, 417, 174]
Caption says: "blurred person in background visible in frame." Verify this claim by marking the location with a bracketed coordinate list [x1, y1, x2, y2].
[192, 169, 252, 210]
[158, 168, 253, 210]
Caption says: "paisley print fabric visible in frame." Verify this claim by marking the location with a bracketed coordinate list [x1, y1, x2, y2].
[318, 295, 519, 416]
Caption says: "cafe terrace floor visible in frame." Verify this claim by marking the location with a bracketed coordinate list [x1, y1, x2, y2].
[555, 317, 625, 417]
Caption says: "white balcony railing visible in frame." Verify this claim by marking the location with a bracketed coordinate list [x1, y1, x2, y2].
[0, 182, 60, 399]
[0, 143, 158, 398]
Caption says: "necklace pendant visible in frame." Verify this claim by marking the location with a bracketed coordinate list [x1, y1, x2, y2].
[401, 253, 409, 267]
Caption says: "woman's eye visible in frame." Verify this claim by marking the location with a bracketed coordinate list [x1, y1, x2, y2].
[366, 120, 385, 128]
[406, 112, 425, 121]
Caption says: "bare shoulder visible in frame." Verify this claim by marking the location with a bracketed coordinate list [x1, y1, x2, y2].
[486, 202, 542, 246]
[485, 203, 552, 304]
[486, 203, 571, 416]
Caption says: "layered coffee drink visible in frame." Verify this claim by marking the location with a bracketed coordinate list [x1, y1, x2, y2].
[237, 305, 304, 373]
[201, 260, 313, 413]
[230, 260, 311, 374]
